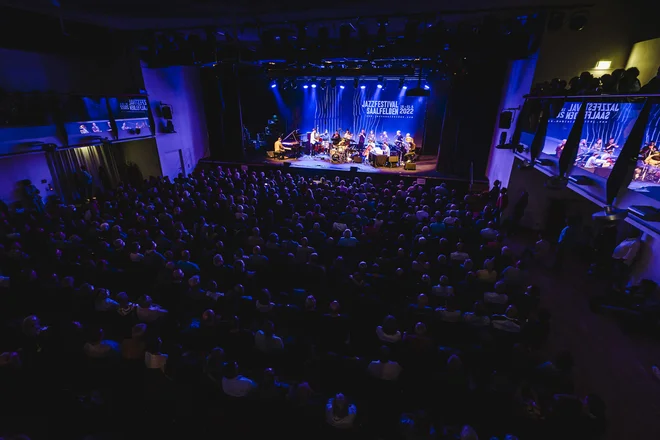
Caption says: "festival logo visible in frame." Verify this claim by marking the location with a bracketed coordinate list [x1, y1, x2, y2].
[361, 100, 415, 118]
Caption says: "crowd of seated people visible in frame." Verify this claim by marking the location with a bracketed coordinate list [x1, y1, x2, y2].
[529, 66, 660, 96]
[0, 167, 607, 440]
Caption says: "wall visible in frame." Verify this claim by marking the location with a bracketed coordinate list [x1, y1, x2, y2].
[487, 55, 538, 187]
[141, 65, 209, 178]
[0, 47, 142, 94]
[533, 0, 635, 84]
[626, 38, 660, 86]
[120, 138, 162, 179]
[0, 153, 53, 205]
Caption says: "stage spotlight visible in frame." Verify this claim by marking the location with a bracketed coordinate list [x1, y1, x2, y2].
[270, 80, 277, 88]
[424, 84, 430, 90]
[377, 84, 383, 89]
[360, 85, 366, 90]
[303, 84, 309, 89]
[402, 85, 408, 90]
[311, 83, 317, 88]
[340, 84, 345, 89]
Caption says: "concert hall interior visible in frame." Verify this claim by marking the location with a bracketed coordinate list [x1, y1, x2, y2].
[4, 1, 660, 440]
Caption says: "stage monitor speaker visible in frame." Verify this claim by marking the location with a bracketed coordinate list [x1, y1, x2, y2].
[161, 104, 173, 120]
[350, 166, 358, 173]
[404, 162, 416, 171]
[499, 111, 513, 129]
[352, 156, 363, 163]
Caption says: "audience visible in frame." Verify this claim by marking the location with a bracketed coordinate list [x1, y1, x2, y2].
[0, 166, 604, 439]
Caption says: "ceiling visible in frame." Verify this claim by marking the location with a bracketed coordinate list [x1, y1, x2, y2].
[2, 0, 593, 30]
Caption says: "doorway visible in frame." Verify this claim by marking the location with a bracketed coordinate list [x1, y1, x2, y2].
[164, 149, 185, 178]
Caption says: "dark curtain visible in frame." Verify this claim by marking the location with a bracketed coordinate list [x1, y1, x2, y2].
[47, 144, 121, 203]
[436, 59, 509, 179]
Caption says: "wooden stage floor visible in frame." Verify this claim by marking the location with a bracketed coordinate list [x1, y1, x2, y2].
[261, 153, 444, 178]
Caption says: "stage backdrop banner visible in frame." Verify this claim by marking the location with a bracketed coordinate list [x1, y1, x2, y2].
[572, 101, 643, 178]
[279, 82, 427, 147]
[628, 103, 660, 200]
[541, 102, 582, 155]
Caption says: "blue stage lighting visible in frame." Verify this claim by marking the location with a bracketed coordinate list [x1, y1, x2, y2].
[377, 84, 383, 89]
[424, 84, 430, 90]
[270, 82, 276, 88]
[303, 85, 309, 89]
[402, 85, 408, 89]
[339, 85, 345, 89]
[311, 84, 317, 88]
[360, 85, 366, 89]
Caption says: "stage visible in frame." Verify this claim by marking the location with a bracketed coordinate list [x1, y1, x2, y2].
[259, 152, 444, 177]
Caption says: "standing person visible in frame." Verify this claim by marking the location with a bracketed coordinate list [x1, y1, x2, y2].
[495, 188, 509, 224]
[554, 219, 577, 271]
[358, 129, 366, 150]
[508, 190, 529, 234]
[79, 165, 93, 201]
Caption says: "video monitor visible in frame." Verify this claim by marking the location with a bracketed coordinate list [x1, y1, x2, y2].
[628, 104, 660, 200]
[572, 101, 643, 179]
[108, 96, 153, 140]
[541, 102, 582, 157]
[61, 96, 113, 141]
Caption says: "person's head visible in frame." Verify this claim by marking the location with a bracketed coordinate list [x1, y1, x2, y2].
[460, 425, 479, 440]
[382, 315, 398, 335]
[132, 323, 147, 339]
[305, 295, 316, 311]
[414, 322, 427, 336]
[262, 320, 275, 337]
[417, 293, 428, 307]
[332, 393, 349, 418]
[329, 300, 341, 316]
[223, 361, 239, 379]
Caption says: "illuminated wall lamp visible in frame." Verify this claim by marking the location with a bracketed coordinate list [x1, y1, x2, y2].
[594, 60, 612, 70]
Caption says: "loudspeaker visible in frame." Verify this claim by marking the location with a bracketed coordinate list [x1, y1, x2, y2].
[161, 104, 173, 120]
[404, 162, 416, 170]
[352, 155, 363, 163]
[499, 111, 513, 129]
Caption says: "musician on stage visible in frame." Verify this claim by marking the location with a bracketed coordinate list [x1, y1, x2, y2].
[332, 130, 341, 145]
[591, 138, 603, 151]
[368, 130, 376, 143]
[641, 141, 658, 160]
[381, 131, 389, 144]
[395, 130, 404, 149]
[344, 130, 352, 140]
[310, 128, 319, 156]
[403, 133, 417, 162]
[358, 130, 366, 149]
[604, 138, 618, 152]
[274, 137, 285, 160]
[382, 142, 390, 156]
[556, 139, 566, 158]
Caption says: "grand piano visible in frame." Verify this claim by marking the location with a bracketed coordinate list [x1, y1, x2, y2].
[281, 129, 302, 158]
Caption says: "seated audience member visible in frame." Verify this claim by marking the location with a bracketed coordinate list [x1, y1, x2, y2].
[492, 305, 521, 333]
[222, 361, 257, 398]
[463, 302, 491, 327]
[450, 242, 470, 263]
[436, 296, 462, 322]
[136, 295, 168, 323]
[255, 320, 284, 353]
[95, 288, 119, 312]
[477, 259, 498, 284]
[481, 222, 498, 241]
[377, 315, 402, 343]
[432, 275, 454, 297]
[338, 229, 358, 248]
[258, 367, 289, 401]
[145, 338, 168, 370]
[403, 322, 433, 354]
[256, 289, 275, 313]
[400, 410, 436, 440]
[121, 323, 148, 361]
[84, 328, 120, 359]
[326, 393, 357, 429]
[367, 346, 403, 381]
[485, 281, 509, 305]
